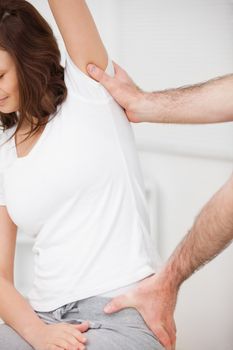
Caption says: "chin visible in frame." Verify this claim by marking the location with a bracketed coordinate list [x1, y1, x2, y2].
[1, 106, 18, 114]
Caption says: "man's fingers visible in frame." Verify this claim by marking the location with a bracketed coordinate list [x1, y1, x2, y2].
[112, 60, 124, 74]
[168, 319, 177, 349]
[169, 329, 176, 350]
[152, 324, 173, 350]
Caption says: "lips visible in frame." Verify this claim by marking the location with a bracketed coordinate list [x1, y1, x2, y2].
[0, 97, 7, 101]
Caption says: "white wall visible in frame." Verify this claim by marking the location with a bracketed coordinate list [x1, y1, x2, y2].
[2, 1, 233, 349]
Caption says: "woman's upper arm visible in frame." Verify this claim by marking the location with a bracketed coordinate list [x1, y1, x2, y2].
[0, 206, 17, 283]
[48, 0, 108, 76]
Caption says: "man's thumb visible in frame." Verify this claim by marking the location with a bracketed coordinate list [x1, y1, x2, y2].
[103, 295, 129, 314]
[87, 64, 104, 82]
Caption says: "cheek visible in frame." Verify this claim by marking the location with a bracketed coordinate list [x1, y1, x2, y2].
[5, 79, 20, 108]
[5, 72, 19, 95]
[5, 82, 19, 102]
[11, 78, 19, 95]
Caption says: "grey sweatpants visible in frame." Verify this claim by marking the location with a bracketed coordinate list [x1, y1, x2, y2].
[0, 295, 164, 350]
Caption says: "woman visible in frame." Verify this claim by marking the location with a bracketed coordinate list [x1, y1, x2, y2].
[0, 1, 163, 349]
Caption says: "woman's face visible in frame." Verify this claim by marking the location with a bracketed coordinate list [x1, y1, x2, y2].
[0, 49, 19, 114]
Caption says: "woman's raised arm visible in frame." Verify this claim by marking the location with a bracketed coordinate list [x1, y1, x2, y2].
[48, 0, 108, 76]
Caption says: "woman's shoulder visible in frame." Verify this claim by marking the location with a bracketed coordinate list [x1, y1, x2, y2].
[63, 50, 114, 103]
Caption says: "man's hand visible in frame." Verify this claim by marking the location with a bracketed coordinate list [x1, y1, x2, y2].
[103, 273, 178, 350]
[87, 63, 233, 124]
[87, 62, 147, 123]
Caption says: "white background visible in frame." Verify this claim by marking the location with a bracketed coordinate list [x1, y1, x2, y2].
[2, 1, 233, 350]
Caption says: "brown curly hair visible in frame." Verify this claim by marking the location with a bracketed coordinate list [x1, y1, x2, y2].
[0, 0, 67, 147]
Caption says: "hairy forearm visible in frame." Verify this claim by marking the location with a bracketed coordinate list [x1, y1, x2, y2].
[0, 278, 45, 344]
[159, 174, 233, 291]
[141, 74, 233, 123]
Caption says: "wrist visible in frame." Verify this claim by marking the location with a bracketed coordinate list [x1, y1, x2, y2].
[22, 320, 46, 346]
[130, 91, 165, 123]
[126, 88, 146, 123]
[147, 271, 180, 312]
[155, 265, 183, 293]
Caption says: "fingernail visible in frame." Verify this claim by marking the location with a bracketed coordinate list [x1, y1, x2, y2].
[88, 64, 96, 73]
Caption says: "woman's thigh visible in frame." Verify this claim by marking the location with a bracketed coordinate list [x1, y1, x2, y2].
[36, 295, 164, 350]
[76, 296, 164, 350]
[0, 324, 163, 350]
[0, 296, 165, 350]
[85, 323, 164, 350]
[0, 323, 163, 350]
[0, 324, 33, 350]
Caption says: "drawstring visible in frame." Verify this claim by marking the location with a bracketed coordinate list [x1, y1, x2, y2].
[52, 300, 80, 321]
[37, 300, 101, 328]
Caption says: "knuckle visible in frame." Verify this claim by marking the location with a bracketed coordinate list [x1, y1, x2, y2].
[75, 330, 83, 338]
[66, 336, 78, 346]
[71, 336, 77, 343]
